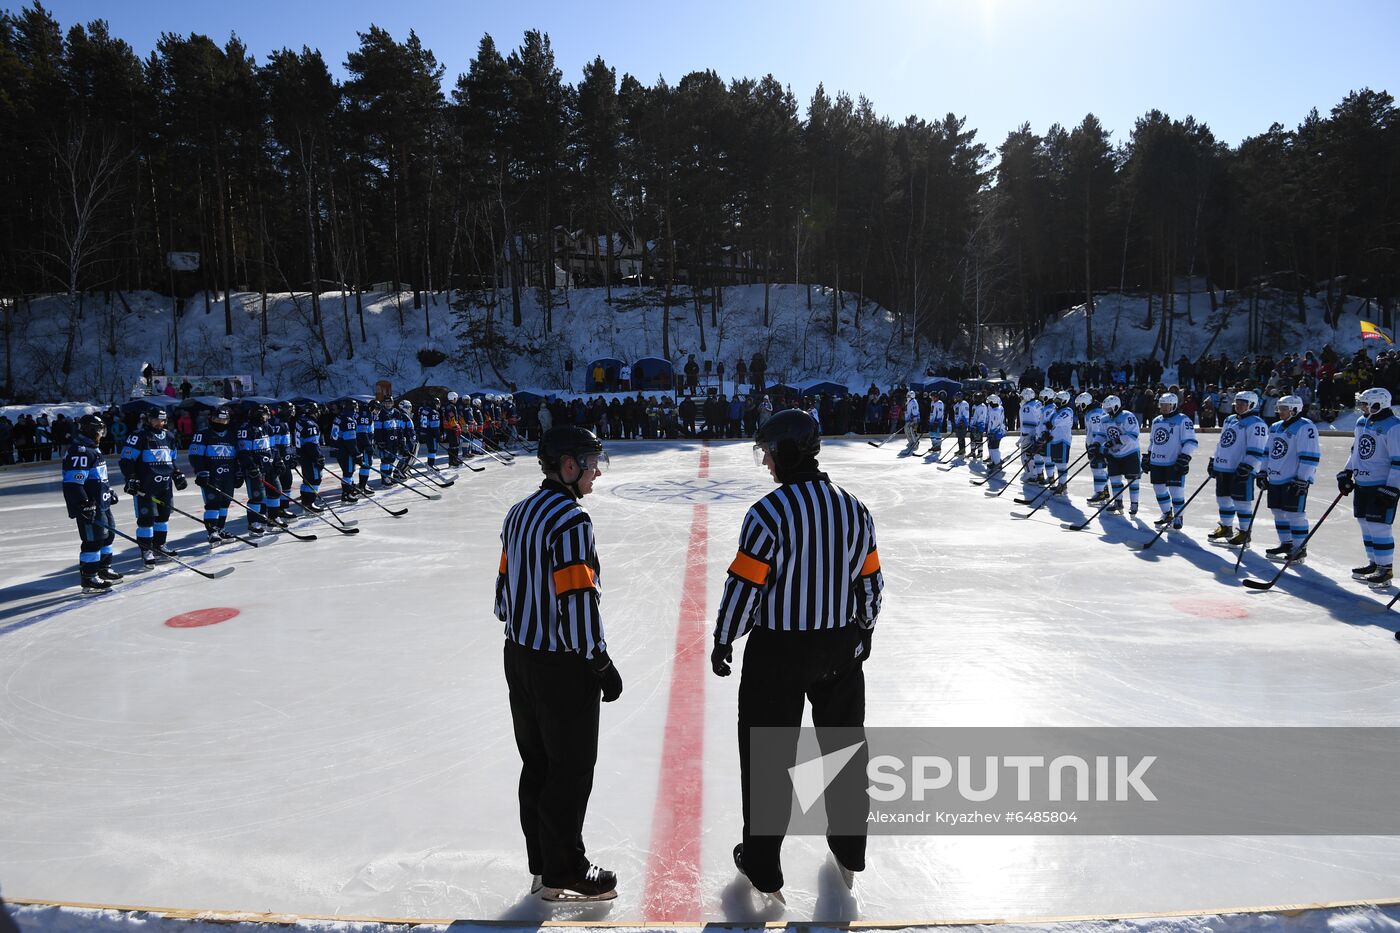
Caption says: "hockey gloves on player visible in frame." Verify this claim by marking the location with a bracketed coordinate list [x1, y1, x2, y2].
[1288, 479, 1310, 498]
[1256, 472, 1270, 491]
[588, 652, 623, 702]
[710, 639, 733, 677]
[172, 470, 188, 491]
[1175, 454, 1191, 476]
[80, 501, 98, 522]
[1379, 486, 1400, 506]
[1140, 452, 1152, 472]
[1337, 469, 1356, 495]
[1235, 463, 1254, 478]
[105, 489, 118, 506]
[195, 472, 210, 488]
[123, 478, 142, 496]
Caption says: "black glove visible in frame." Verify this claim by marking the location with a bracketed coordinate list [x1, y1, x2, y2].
[1204, 462, 1216, 477]
[1087, 443, 1102, 457]
[105, 489, 119, 506]
[1175, 454, 1191, 473]
[123, 478, 142, 496]
[588, 652, 623, 702]
[1288, 479, 1310, 497]
[1256, 473, 1269, 491]
[855, 626, 874, 664]
[710, 639, 733, 677]
[233, 470, 245, 486]
[195, 472, 209, 488]
[80, 501, 97, 522]
[172, 470, 188, 491]
[316, 457, 325, 469]
[1141, 452, 1152, 471]
[247, 466, 262, 481]
[1337, 469, 1355, 495]
[1235, 463, 1254, 478]
[1380, 486, 1400, 505]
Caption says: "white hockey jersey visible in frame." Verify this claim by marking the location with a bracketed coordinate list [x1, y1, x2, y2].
[1083, 406, 1109, 447]
[1047, 405, 1074, 445]
[1264, 416, 1321, 484]
[1019, 400, 1041, 446]
[1345, 409, 1400, 488]
[953, 400, 970, 427]
[1211, 412, 1268, 473]
[904, 397, 920, 424]
[986, 405, 1006, 440]
[1147, 411, 1199, 466]
[971, 403, 989, 431]
[929, 400, 946, 432]
[1104, 411, 1141, 458]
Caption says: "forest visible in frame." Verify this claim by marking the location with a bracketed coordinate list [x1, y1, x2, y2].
[2, 2, 1397, 394]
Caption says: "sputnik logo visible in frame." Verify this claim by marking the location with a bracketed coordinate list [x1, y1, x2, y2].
[788, 740, 866, 814]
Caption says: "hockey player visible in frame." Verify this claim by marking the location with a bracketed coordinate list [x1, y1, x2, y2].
[119, 407, 187, 565]
[1035, 388, 1058, 482]
[1145, 392, 1199, 529]
[189, 406, 241, 545]
[296, 402, 326, 511]
[265, 402, 294, 522]
[1079, 393, 1110, 503]
[356, 399, 377, 494]
[496, 426, 620, 902]
[985, 394, 1006, 472]
[1338, 388, 1400, 586]
[926, 392, 946, 458]
[419, 396, 443, 468]
[1101, 394, 1142, 515]
[331, 401, 361, 503]
[1018, 388, 1041, 481]
[236, 404, 277, 535]
[1206, 390, 1267, 546]
[1044, 390, 1076, 493]
[711, 409, 882, 901]
[395, 399, 416, 478]
[444, 391, 463, 467]
[903, 390, 920, 451]
[952, 393, 970, 456]
[1260, 395, 1321, 561]
[63, 413, 122, 591]
[969, 393, 989, 460]
[374, 399, 400, 487]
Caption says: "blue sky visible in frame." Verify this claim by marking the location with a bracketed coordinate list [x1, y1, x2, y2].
[38, 0, 1400, 149]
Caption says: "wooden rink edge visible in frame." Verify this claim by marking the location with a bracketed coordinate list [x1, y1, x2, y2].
[10, 895, 1400, 929]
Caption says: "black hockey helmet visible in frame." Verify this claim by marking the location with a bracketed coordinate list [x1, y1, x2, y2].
[253, 404, 272, 422]
[753, 409, 820, 470]
[144, 406, 168, 424]
[300, 401, 320, 417]
[539, 426, 607, 476]
[78, 413, 106, 438]
[279, 400, 296, 417]
[211, 406, 232, 426]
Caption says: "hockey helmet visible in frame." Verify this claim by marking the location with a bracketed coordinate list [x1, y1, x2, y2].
[1021, 388, 1036, 403]
[253, 404, 272, 422]
[1102, 395, 1122, 415]
[472, 397, 482, 407]
[539, 425, 607, 476]
[753, 409, 821, 470]
[1276, 395, 1304, 418]
[1157, 393, 1179, 413]
[398, 399, 413, 413]
[78, 413, 107, 439]
[1074, 392, 1093, 410]
[1232, 390, 1259, 411]
[1054, 390, 1071, 405]
[1039, 387, 1055, 402]
[211, 406, 232, 426]
[144, 406, 168, 424]
[279, 401, 296, 417]
[300, 401, 320, 417]
[1357, 387, 1393, 416]
[987, 394, 1001, 408]
[447, 391, 459, 403]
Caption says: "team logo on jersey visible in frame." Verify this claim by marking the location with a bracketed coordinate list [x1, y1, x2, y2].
[1219, 428, 1237, 448]
[1360, 435, 1377, 460]
[1152, 427, 1170, 446]
[1107, 427, 1121, 445]
[612, 478, 773, 505]
[1270, 438, 1289, 460]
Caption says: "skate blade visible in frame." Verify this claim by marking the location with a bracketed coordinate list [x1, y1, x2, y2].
[540, 887, 617, 903]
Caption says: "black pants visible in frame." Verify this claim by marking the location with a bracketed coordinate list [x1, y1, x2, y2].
[503, 639, 601, 886]
[737, 624, 867, 893]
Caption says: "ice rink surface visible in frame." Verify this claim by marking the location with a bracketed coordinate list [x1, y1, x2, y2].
[2, 435, 1399, 925]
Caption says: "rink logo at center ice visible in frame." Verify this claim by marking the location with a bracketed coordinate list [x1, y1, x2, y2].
[611, 477, 772, 505]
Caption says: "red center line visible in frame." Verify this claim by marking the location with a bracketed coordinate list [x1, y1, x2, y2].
[641, 443, 710, 922]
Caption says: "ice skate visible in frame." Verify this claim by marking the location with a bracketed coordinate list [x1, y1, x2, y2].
[1207, 524, 1233, 543]
[1353, 562, 1378, 579]
[1365, 565, 1394, 588]
[733, 844, 786, 905]
[79, 569, 111, 593]
[540, 864, 617, 902]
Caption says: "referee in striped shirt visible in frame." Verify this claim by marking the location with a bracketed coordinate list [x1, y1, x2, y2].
[711, 409, 884, 899]
[495, 425, 622, 902]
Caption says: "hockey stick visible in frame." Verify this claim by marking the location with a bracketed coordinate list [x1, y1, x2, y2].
[1242, 490, 1347, 590]
[93, 517, 235, 579]
[405, 455, 456, 487]
[1229, 488, 1268, 576]
[1011, 455, 1093, 518]
[388, 468, 443, 500]
[1131, 473, 1215, 551]
[205, 484, 318, 541]
[317, 463, 409, 517]
[1012, 450, 1091, 505]
[289, 463, 359, 527]
[151, 493, 261, 547]
[1062, 482, 1129, 531]
[867, 426, 904, 448]
[974, 459, 1017, 489]
[259, 476, 360, 535]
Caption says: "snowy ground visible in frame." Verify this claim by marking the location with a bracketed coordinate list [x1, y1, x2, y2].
[2, 437, 1400, 931]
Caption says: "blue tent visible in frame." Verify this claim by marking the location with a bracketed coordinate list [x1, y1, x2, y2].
[799, 380, 849, 398]
[631, 357, 675, 391]
[912, 377, 962, 396]
[584, 357, 624, 391]
[513, 390, 547, 409]
[120, 396, 181, 420]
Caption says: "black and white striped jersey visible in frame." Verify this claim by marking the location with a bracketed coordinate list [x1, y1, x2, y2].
[714, 475, 883, 645]
[494, 480, 607, 659]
